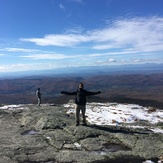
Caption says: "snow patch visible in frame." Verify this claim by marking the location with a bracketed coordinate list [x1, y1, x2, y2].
[64, 102, 163, 133]
[0, 104, 30, 110]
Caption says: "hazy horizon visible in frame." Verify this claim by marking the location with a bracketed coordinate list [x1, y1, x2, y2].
[0, 63, 163, 79]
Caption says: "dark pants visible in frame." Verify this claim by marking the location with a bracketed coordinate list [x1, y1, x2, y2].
[75, 104, 86, 124]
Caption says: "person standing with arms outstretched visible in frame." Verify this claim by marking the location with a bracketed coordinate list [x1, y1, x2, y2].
[36, 88, 41, 106]
[61, 83, 101, 126]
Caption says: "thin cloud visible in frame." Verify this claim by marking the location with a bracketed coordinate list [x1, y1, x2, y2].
[3, 48, 39, 53]
[91, 17, 163, 51]
[65, 26, 84, 34]
[21, 34, 90, 46]
[108, 58, 117, 62]
[0, 62, 74, 72]
[95, 57, 163, 66]
[21, 52, 124, 60]
[67, 0, 83, 4]
[89, 49, 150, 57]
[131, 58, 163, 64]
[21, 53, 82, 60]
[0, 62, 84, 72]
[21, 52, 119, 60]
[59, 3, 66, 11]
[0, 63, 31, 72]
[21, 16, 163, 53]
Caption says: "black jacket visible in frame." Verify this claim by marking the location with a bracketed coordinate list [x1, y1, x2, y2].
[61, 88, 101, 105]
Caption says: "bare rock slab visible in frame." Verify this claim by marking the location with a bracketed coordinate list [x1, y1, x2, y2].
[0, 104, 162, 163]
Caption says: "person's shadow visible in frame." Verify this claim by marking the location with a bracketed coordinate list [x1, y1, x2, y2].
[86, 124, 151, 135]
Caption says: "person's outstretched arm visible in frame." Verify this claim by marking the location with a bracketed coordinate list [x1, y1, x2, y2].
[85, 90, 101, 96]
[61, 91, 77, 95]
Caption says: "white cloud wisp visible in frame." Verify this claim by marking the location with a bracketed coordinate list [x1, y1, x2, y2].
[21, 53, 77, 60]
[21, 17, 163, 54]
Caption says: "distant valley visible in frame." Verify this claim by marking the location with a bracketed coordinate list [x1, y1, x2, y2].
[0, 65, 163, 109]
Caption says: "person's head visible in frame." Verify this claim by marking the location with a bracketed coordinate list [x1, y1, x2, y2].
[38, 88, 40, 90]
[78, 83, 84, 89]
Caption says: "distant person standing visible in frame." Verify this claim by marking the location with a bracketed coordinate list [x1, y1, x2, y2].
[36, 88, 41, 106]
[61, 83, 101, 126]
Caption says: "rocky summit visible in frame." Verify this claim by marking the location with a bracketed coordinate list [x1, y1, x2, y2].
[0, 103, 162, 163]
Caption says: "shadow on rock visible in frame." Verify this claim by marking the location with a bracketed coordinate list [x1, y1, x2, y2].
[87, 124, 151, 135]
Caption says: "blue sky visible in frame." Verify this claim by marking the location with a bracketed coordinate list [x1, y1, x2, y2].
[0, 0, 163, 73]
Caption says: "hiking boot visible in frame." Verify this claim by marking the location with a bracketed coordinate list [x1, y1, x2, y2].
[76, 122, 79, 126]
[83, 122, 87, 126]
